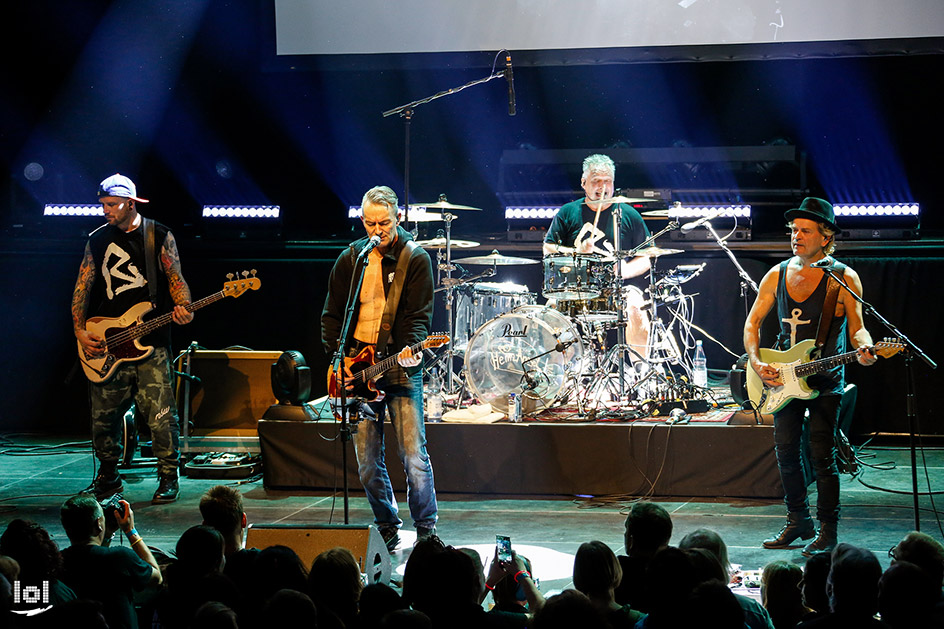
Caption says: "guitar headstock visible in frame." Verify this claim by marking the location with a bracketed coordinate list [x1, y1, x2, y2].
[874, 337, 906, 359]
[423, 333, 450, 349]
[224, 270, 262, 298]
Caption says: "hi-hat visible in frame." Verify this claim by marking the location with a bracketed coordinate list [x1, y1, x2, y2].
[415, 237, 480, 249]
[633, 246, 684, 258]
[453, 250, 539, 265]
[409, 201, 482, 211]
[641, 209, 672, 219]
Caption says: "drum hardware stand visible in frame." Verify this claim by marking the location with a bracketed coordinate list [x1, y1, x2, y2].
[586, 218, 680, 411]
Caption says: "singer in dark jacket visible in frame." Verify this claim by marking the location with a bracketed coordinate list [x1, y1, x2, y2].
[321, 185, 438, 552]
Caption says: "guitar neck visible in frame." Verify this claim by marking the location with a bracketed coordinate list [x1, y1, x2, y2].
[358, 339, 430, 382]
[795, 348, 861, 378]
[126, 291, 225, 340]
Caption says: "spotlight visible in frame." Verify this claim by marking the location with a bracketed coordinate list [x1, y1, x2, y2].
[263, 351, 315, 421]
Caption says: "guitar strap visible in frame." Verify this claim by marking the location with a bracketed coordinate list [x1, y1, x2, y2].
[374, 240, 419, 357]
[143, 217, 159, 308]
[814, 273, 842, 355]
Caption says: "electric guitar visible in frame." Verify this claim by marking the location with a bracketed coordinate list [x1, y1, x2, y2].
[327, 333, 450, 402]
[745, 338, 904, 414]
[79, 271, 261, 383]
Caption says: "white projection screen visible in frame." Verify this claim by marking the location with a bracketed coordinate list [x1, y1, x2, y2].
[274, 0, 944, 62]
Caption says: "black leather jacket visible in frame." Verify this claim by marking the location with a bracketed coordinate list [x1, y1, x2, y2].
[321, 226, 434, 380]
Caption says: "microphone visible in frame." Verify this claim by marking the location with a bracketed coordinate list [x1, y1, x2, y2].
[522, 370, 538, 391]
[810, 258, 839, 270]
[504, 52, 516, 116]
[680, 215, 713, 234]
[360, 234, 382, 256]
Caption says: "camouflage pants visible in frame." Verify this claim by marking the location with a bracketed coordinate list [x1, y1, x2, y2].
[89, 346, 179, 475]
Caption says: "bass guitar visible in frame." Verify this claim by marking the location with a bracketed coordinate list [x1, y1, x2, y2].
[327, 333, 450, 402]
[79, 271, 261, 383]
[745, 338, 904, 414]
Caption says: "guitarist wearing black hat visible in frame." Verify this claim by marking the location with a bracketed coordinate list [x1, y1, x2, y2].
[744, 197, 876, 557]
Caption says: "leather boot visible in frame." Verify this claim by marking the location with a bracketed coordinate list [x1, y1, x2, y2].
[90, 462, 123, 499]
[763, 512, 815, 549]
[152, 470, 179, 504]
[802, 522, 838, 557]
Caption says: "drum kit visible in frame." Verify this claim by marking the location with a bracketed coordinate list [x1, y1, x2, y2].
[414, 199, 706, 419]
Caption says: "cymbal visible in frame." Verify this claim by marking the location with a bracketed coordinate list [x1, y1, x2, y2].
[453, 250, 539, 266]
[641, 209, 672, 219]
[633, 246, 684, 258]
[409, 201, 482, 211]
[415, 237, 480, 249]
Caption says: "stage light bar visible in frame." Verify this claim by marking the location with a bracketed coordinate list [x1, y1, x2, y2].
[504, 207, 559, 220]
[668, 204, 751, 219]
[44, 204, 102, 217]
[348, 205, 408, 218]
[833, 203, 919, 217]
[202, 205, 280, 219]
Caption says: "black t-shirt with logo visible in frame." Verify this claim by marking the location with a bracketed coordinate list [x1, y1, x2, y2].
[87, 219, 173, 350]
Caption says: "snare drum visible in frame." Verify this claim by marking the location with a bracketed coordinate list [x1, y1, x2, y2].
[454, 282, 535, 352]
[543, 254, 611, 300]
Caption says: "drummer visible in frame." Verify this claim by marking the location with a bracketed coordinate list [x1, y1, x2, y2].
[543, 153, 651, 357]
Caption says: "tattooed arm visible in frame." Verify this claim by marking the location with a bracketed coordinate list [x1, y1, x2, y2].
[160, 231, 194, 325]
[73, 243, 105, 354]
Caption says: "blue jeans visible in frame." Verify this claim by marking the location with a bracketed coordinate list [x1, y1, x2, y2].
[773, 395, 841, 523]
[354, 371, 438, 531]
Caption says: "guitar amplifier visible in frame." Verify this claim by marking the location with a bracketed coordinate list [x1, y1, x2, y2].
[177, 349, 282, 453]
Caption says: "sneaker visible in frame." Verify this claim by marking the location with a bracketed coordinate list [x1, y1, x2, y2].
[416, 526, 437, 542]
[380, 527, 400, 553]
[151, 473, 179, 505]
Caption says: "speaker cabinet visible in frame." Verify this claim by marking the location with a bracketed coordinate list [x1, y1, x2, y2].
[245, 523, 390, 585]
[179, 350, 282, 436]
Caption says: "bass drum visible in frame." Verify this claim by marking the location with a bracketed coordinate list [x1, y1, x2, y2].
[464, 305, 583, 414]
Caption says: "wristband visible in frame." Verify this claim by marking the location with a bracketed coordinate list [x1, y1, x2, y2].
[131, 537, 145, 548]
[513, 570, 531, 584]
[127, 528, 138, 538]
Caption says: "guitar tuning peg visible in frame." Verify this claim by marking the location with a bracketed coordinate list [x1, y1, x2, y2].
[241, 270, 249, 278]
[250, 269, 257, 276]
[226, 273, 234, 280]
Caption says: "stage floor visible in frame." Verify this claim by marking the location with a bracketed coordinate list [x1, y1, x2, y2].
[0, 434, 939, 598]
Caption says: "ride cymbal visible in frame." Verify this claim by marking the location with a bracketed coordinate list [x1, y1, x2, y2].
[453, 250, 539, 265]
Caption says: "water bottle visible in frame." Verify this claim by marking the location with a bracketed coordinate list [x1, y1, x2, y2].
[426, 368, 443, 422]
[693, 340, 708, 389]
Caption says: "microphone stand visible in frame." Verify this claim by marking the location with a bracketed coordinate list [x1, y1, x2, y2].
[702, 221, 758, 318]
[330, 244, 375, 524]
[819, 265, 937, 531]
[382, 57, 508, 235]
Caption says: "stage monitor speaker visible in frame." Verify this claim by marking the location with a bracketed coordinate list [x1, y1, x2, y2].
[180, 350, 282, 436]
[245, 523, 390, 584]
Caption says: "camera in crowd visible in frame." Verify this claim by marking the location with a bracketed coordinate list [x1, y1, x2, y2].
[99, 492, 126, 530]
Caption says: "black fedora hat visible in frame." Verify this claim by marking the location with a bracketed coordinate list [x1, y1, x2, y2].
[784, 197, 838, 233]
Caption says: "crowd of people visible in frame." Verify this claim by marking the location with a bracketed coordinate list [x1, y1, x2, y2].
[1, 494, 941, 628]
